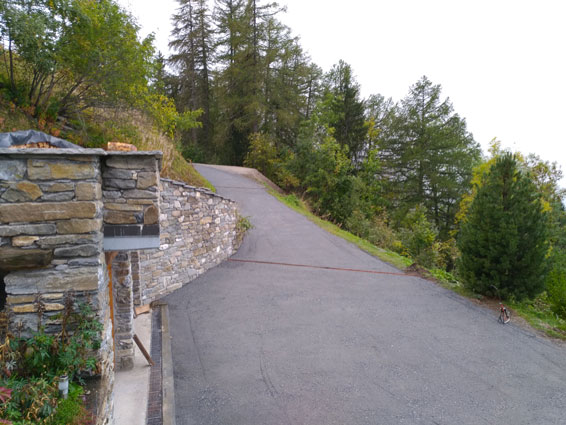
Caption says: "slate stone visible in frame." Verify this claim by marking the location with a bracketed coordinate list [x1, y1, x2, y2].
[40, 191, 75, 201]
[0, 160, 26, 180]
[56, 219, 102, 234]
[54, 244, 99, 257]
[0, 223, 56, 237]
[0, 201, 97, 223]
[4, 266, 100, 293]
[103, 178, 136, 190]
[0, 247, 53, 270]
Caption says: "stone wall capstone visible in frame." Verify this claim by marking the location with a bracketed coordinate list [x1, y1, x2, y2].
[137, 179, 243, 302]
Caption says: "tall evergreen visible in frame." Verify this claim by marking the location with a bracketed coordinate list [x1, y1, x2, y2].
[324, 60, 367, 162]
[170, 0, 214, 150]
[458, 153, 549, 300]
[378, 76, 481, 237]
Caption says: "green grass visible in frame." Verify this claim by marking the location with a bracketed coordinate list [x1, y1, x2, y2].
[268, 190, 412, 270]
[508, 295, 566, 340]
[268, 188, 566, 340]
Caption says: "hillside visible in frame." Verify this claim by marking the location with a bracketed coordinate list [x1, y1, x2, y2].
[0, 98, 214, 191]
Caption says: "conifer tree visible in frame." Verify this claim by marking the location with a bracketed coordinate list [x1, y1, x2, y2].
[458, 153, 549, 300]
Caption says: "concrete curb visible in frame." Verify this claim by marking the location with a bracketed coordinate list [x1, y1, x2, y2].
[161, 304, 176, 425]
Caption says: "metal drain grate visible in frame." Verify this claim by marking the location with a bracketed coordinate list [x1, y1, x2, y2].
[147, 308, 162, 425]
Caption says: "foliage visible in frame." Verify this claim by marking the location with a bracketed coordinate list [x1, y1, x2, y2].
[397, 206, 441, 268]
[0, 302, 102, 424]
[244, 132, 279, 181]
[377, 76, 481, 237]
[458, 153, 550, 300]
[0, 0, 155, 117]
[546, 268, 566, 320]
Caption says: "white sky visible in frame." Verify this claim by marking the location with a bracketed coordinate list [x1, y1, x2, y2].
[119, 0, 566, 183]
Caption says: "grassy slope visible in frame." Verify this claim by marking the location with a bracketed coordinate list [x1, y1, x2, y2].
[0, 100, 214, 191]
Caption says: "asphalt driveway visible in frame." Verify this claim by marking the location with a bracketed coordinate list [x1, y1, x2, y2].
[164, 164, 566, 425]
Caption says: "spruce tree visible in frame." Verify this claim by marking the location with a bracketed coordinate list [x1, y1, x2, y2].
[458, 153, 549, 300]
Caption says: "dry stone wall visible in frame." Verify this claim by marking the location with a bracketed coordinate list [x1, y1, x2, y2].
[137, 179, 242, 302]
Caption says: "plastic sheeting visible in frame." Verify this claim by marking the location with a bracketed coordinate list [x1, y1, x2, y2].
[0, 130, 81, 148]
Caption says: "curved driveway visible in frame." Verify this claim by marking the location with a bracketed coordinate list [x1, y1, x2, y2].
[165, 164, 566, 425]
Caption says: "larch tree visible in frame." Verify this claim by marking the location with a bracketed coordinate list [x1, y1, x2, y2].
[378, 76, 481, 237]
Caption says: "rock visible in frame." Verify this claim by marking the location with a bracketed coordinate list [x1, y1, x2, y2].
[143, 205, 159, 224]
[103, 178, 136, 190]
[102, 190, 121, 199]
[37, 233, 101, 247]
[56, 219, 102, 234]
[104, 203, 143, 212]
[104, 156, 156, 170]
[4, 266, 101, 294]
[42, 182, 75, 192]
[0, 201, 97, 223]
[0, 247, 53, 270]
[122, 189, 158, 199]
[76, 182, 102, 201]
[137, 172, 158, 189]
[40, 191, 74, 201]
[1, 181, 43, 202]
[0, 224, 56, 237]
[54, 244, 99, 257]
[103, 168, 137, 179]
[28, 160, 98, 180]
[12, 236, 39, 247]
[103, 210, 138, 224]
[0, 160, 26, 180]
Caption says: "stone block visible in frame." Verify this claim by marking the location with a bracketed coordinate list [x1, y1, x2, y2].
[4, 267, 101, 294]
[1, 182, 43, 202]
[76, 182, 102, 201]
[37, 233, 101, 247]
[0, 247, 52, 270]
[0, 160, 26, 180]
[104, 203, 143, 212]
[40, 191, 74, 201]
[102, 178, 136, 190]
[54, 244, 99, 258]
[122, 189, 158, 199]
[105, 156, 156, 170]
[102, 168, 137, 179]
[56, 219, 102, 234]
[28, 160, 97, 180]
[104, 210, 138, 224]
[0, 223, 56, 237]
[42, 182, 75, 192]
[0, 202, 97, 223]
[137, 172, 158, 189]
[143, 205, 159, 224]
[102, 190, 121, 199]
[12, 236, 39, 247]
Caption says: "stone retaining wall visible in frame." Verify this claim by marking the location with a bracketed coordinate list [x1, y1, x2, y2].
[137, 179, 242, 302]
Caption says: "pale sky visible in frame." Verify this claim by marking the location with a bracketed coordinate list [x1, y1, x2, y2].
[119, 0, 566, 183]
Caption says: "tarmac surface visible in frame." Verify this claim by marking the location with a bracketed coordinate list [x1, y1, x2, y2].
[165, 164, 566, 425]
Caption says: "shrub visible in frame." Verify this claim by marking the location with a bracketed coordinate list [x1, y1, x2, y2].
[547, 268, 566, 319]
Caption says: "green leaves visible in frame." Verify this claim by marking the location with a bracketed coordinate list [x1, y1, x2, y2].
[458, 153, 550, 300]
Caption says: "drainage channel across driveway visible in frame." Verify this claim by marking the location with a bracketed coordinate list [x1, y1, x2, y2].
[164, 164, 566, 425]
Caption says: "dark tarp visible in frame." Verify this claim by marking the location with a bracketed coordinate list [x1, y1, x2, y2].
[0, 130, 81, 148]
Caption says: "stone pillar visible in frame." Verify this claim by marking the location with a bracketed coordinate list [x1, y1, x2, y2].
[130, 251, 142, 307]
[112, 252, 134, 370]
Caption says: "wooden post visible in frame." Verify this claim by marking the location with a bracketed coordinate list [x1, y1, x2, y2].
[105, 251, 118, 363]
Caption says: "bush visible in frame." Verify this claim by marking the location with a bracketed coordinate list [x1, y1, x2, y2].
[547, 268, 566, 319]
[397, 206, 441, 268]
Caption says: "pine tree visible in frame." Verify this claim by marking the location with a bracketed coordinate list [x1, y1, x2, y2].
[170, 0, 214, 149]
[458, 153, 549, 300]
[324, 60, 367, 162]
[378, 76, 481, 237]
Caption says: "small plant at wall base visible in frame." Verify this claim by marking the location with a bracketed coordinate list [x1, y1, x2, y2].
[0, 299, 100, 424]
